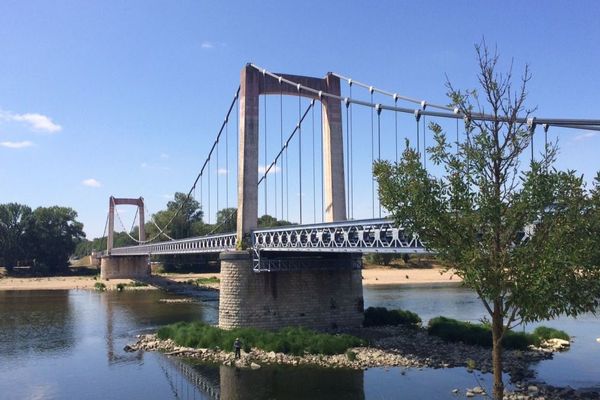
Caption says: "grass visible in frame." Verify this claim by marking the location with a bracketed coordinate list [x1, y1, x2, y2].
[427, 317, 570, 350]
[363, 307, 421, 327]
[157, 321, 366, 356]
[188, 277, 220, 286]
[532, 326, 570, 341]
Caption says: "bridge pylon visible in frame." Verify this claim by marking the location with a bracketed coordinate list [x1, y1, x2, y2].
[237, 65, 346, 245]
[101, 196, 149, 280]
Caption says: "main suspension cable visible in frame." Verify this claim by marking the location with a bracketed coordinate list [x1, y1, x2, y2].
[250, 64, 600, 131]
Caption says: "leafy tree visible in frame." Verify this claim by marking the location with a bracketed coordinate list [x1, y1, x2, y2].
[0, 203, 32, 268]
[145, 192, 204, 240]
[374, 44, 600, 399]
[258, 214, 292, 228]
[24, 206, 85, 273]
[214, 208, 237, 233]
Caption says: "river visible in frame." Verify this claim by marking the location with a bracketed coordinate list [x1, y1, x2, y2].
[1, 285, 598, 399]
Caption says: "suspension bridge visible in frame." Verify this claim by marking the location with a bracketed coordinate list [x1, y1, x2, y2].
[100, 64, 600, 330]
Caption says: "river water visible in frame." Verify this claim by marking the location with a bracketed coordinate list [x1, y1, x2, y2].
[1, 284, 598, 399]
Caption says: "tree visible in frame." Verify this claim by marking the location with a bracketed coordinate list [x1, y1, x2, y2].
[214, 208, 237, 233]
[24, 206, 86, 273]
[374, 44, 600, 399]
[0, 203, 32, 268]
[258, 214, 292, 228]
[145, 192, 204, 240]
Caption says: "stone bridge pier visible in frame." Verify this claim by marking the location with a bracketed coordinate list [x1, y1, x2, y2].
[100, 255, 150, 280]
[218, 251, 364, 331]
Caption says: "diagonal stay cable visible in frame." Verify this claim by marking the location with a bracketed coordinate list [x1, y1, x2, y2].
[144, 87, 240, 243]
[258, 99, 315, 186]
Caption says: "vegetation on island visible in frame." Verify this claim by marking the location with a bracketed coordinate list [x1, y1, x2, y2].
[427, 316, 569, 350]
[363, 306, 421, 327]
[373, 42, 600, 399]
[157, 321, 365, 356]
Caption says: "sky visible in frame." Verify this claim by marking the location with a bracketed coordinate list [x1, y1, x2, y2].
[1, 1, 599, 239]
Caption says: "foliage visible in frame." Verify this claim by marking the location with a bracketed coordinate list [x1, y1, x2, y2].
[363, 307, 421, 327]
[157, 322, 365, 356]
[116, 283, 125, 292]
[427, 317, 539, 350]
[258, 214, 292, 228]
[214, 208, 237, 233]
[0, 203, 32, 268]
[532, 326, 570, 341]
[0, 203, 85, 273]
[345, 350, 357, 361]
[373, 42, 600, 399]
[189, 277, 220, 285]
[364, 253, 398, 266]
[94, 282, 106, 291]
[145, 192, 205, 240]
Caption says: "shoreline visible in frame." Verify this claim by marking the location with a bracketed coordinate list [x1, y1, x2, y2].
[0, 267, 460, 291]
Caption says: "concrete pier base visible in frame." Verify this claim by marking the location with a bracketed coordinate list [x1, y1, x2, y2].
[218, 251, 364, 330]
[100, 256, 150, 280]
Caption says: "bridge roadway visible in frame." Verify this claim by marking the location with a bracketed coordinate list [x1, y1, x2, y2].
[108, 218, 426, 259]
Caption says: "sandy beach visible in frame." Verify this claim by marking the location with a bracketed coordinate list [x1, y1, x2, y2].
[0, 268, 460, 291]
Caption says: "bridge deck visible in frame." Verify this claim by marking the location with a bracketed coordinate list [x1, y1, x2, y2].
[108, 219, 426, 257]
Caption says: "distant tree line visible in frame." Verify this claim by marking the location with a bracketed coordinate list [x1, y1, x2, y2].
[0, 203, 85, 274]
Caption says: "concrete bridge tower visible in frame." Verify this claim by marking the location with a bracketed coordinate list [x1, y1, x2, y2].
[100, 196, 150, 280]
[219, 65, 364, 331]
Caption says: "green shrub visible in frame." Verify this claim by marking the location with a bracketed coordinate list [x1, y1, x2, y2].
[345, 350, 357, 361]
[156, 322, 365, 356]
[427, 316, 540, 350]
[116, 283, 125, 292]
[94, 282, 106, 291]
[532, 326, 570, 341]
[363, 307, 421, 327]
[194, 277, 220, 285]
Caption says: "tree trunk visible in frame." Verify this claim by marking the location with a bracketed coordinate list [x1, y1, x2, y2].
[492, 301, 504, 400]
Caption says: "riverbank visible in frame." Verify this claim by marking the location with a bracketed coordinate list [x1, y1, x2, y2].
[0, 267, 459, 290]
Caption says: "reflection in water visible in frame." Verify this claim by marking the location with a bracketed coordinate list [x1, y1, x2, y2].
[156, 356, 366, 400]
[218, 364, 364, 400]
[103, 294, 143, 365]
[0, 290, 75, 358]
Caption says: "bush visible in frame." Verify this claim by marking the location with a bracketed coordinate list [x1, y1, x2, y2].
[116, 283, 125, 292]
[345, 350, 357, 361]
[532, 326, 570, 341]
[364, 253, 397, 266]
[427, 316, 540, 350]
[363, 307, 421, 327]
[157, 322, 365, 356]
[193, 277, 220, 285]
[94, 282, 106, 291]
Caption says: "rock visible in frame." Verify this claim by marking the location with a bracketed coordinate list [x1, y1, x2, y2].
[596, 337, 600, 343]
[543, 338, 570, 351]
[250, 362, 261, 370]
[465, 390, 474, 397]
[451, 388, 459, 394]
[472, 386, 485, 394]
[123, 345, 136, 353]
[527, 385, 539, 394]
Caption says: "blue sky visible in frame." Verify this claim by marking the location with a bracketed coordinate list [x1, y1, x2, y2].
[1, 1, 599, 239]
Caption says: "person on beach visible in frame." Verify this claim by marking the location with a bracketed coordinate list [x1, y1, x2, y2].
[234, 338, 241, 359]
